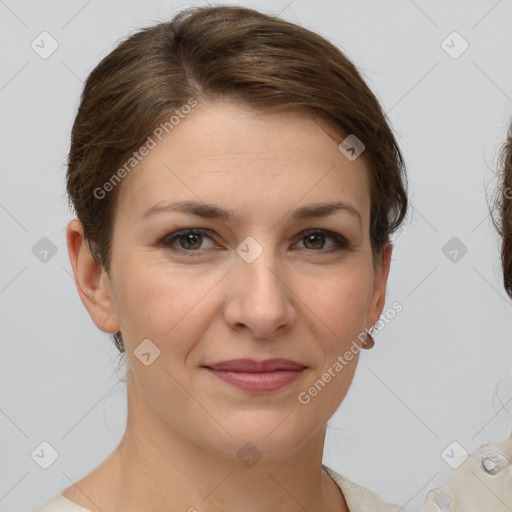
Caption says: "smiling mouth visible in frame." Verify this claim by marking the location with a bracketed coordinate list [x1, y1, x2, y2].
[202, 359, 307, 392]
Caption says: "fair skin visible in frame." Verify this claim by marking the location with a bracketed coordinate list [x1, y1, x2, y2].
[65, 100, 392, 512]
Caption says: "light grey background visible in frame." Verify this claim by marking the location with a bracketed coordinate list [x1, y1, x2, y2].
[1, 0, 512, 510]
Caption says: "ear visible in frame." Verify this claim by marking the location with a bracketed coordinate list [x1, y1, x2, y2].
[366, 243, 392, 328]
[66, 218, 120, 334]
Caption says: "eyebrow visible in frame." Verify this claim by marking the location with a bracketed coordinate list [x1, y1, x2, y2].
[141, 200, 362, 225]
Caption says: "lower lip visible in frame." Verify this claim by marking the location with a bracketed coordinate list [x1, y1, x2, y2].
[204, 368, 305, 392]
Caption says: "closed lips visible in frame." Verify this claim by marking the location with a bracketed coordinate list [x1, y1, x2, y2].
[202, 358, 307, 372]
[202, 358, 308, 393]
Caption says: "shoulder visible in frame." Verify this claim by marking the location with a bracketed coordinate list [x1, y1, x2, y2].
[323, 465, 403, 512]
[34, 494, 93, 512]
[421, 434, 512, 512]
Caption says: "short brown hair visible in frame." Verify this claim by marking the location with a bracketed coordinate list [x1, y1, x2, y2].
[492, 123, 512, 298]
[66, 5, 408, 353]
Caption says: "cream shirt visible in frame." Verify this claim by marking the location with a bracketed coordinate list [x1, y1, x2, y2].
[34, 466, 401, 512]
[34, 436, 512, 512]
[420, 435, 512, 512]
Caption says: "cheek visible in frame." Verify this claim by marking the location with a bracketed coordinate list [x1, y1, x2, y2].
[310, 264, 374, 342]
[299, 267, 373, 416]
[113, 258, 221, 350]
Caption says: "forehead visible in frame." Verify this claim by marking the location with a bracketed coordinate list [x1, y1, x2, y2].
[116, 100, 371, 222]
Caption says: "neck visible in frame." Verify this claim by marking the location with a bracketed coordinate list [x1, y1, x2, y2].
[66, 375, 349, 512]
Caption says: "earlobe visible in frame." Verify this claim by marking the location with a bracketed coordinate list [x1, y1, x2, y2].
[66, 218, 120, 334]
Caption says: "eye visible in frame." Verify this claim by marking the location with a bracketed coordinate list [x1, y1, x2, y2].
[295, 229, 349, 252]
[159, 228, 349, 257]
[160, 228, 218, 256]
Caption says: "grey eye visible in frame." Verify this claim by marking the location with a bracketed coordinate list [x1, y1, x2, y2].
[475, 449, 511, 475]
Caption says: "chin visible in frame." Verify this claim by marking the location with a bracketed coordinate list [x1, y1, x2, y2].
[203, 416, 316, 462]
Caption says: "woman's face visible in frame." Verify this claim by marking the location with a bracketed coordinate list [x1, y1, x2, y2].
[76, 100, 391, 462]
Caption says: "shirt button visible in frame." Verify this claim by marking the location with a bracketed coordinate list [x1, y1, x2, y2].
[476, 450, 511, 475]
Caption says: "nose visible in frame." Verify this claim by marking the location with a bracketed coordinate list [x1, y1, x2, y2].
[223, 241, 297, 339]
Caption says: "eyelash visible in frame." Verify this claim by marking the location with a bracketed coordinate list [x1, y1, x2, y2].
[159, 228, 350, 257]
